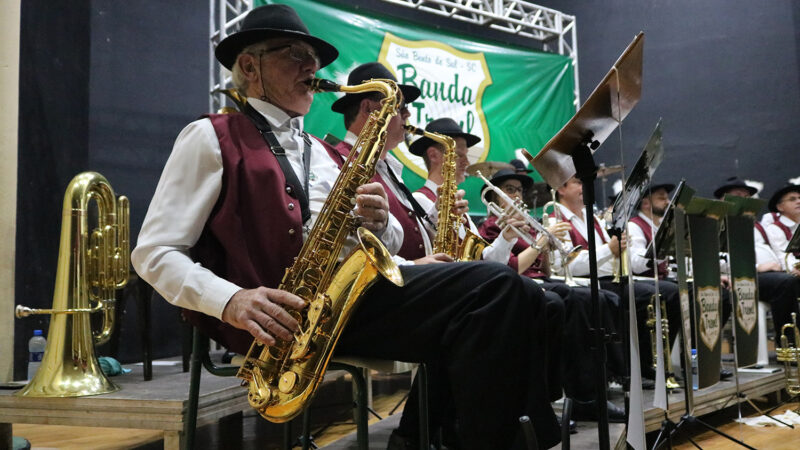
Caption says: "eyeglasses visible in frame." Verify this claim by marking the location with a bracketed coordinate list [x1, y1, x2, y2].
[501, 185, 524, 195]
[258, 44, 320, 67]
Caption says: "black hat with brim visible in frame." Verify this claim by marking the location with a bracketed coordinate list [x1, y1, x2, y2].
[330, 62, 421, 113]
[215, 4, 338, 70]
[768, 184, 800, 213]
[713, 176, 758, 199]
[489, 168, 533, 189]
[510, 158, 533, 174]
[646, 183, 676, 195]
[408, 118, 481, 156]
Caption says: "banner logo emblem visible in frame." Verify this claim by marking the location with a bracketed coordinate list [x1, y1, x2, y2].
[697, 286, 721, 350]
[734, 277, 757, 334]
[378, 32, 493, 178]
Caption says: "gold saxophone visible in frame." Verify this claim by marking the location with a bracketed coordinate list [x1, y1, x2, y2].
[237, 78, 404, 423]
[15, 172, 129, 397]
[404, 124, 487, 260]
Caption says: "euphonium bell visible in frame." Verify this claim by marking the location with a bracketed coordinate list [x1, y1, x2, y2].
[15, 172, 129, 397]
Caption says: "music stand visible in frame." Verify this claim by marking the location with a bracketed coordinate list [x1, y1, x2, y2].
[525, 31, 644, 450]
[648, 187, 756, 449]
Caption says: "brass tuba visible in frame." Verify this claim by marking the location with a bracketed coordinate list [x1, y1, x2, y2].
[15, 172, 129, 397]
[237, 78, 404, 423]
[405, 124, 487, 261]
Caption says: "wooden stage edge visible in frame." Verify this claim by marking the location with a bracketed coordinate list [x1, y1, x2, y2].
[0, 359, 250, 450]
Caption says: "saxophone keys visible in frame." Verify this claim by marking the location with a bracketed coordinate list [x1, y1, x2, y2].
[278, 371, 298, 393]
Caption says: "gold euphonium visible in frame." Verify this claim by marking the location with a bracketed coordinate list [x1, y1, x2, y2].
[404, 124, 488, 261]
[237, 78, 404, 423]
[15, 172, 129, 397]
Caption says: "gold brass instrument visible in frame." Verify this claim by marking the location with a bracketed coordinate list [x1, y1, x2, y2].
[784, 252, 800, 274]
[476, 170, 581, 264]
[542, 189, 581, 286]
[237, 78, 404, 423]
[404, 124, 488, 261]
[15, 172, 129, 397]
[646, 294, 680, 389]
[776, 311, 800, 410]
[612, 248, 630, 283]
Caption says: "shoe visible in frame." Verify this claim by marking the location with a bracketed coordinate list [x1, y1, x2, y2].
[558, 416, 579, 434]
[571, 400, 626, 423]
[720, 368, 733, 380]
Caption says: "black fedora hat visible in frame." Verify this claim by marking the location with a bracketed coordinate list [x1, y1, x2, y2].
[510, 158, 533, 174]
[768, 183, 800, 213]
[408, 118, 481, 156]
[646, 182, 675, 195]
[489, 168, 534, 190]
[215, 4, 338, 70]
[330, 62, 421, 113]
[713, 176, 758, 199]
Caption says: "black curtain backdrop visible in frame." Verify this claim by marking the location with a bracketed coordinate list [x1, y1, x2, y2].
[13, 0, 800, 378]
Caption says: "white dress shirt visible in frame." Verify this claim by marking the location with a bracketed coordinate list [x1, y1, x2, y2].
[411, 179, 515, 263]
[765, 215, 798, 270]
[754, 226, 782, 268]
[131, 99, 404, 319]
[554, 202, 615, 277]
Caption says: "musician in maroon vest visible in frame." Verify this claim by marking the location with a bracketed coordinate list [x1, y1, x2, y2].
[330, 62, 441, 263]
[131, 5, 560, 449]
[409, 118, 518, 264]
[718, 179, 800, 342]
[765, 183, 800, 274]
[627, 183, 683, 380]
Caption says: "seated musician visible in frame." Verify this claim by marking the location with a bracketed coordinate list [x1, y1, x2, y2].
[130, 5, 560, 449]
[407, 118, 516, 263]
[477, 168, 627, 422]
[765, 183, 800, 276]
[626, 183, 683, 380]
[714, 177, 800, 344]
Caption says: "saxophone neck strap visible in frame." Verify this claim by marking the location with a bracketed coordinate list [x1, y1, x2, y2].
[242, 103, 311, 224]
[385, 164, 436, 230]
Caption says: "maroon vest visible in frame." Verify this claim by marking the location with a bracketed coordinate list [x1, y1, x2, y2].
[333, 141, 426, 260]
[478, 215, 547, 278]
[416, 185, 437, 202]
[772, 218, 800, 257]
[186, 113, 340, 354]
[754, 221, 770, 246]
[629, 215, 668, 278]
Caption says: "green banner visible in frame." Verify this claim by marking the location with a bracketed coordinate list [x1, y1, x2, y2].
[724, 195, 766, 368]
[686, 197, 729, 389]
[257, 0, 576, 213]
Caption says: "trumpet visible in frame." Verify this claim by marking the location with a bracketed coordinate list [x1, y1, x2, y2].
[540, 189, 582, 286]
[776, 310, 800, 408]
[477, 170, 581, 265]
[646, 294, 680, 389]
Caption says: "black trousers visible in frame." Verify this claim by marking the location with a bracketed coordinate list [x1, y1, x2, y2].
[758, 271, 800, 344]
[600, 279, 682, 379]
[542, 280, 624, 401]
[335, 261, 560, 450]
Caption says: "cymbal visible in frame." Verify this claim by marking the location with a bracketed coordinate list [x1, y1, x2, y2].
[597, 164, 624, 178]
[466, 161, 514, 178]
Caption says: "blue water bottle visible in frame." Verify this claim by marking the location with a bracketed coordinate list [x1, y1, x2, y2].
[27, 329, 47, 380]
[691, 348, 698, 390]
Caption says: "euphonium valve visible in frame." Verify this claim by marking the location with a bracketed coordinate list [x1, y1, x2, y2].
[15, 172, 129, 397]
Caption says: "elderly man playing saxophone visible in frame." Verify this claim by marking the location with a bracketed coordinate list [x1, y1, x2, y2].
[131, 4, 560, 449]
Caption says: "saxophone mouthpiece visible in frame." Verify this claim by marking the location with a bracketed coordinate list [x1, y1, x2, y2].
[403, 124, 423, 136]
[309, 78, 340, 93]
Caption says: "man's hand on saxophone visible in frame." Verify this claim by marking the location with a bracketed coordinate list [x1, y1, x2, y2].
[354, 182, 391, 232]
[222, 287, 306, 346]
